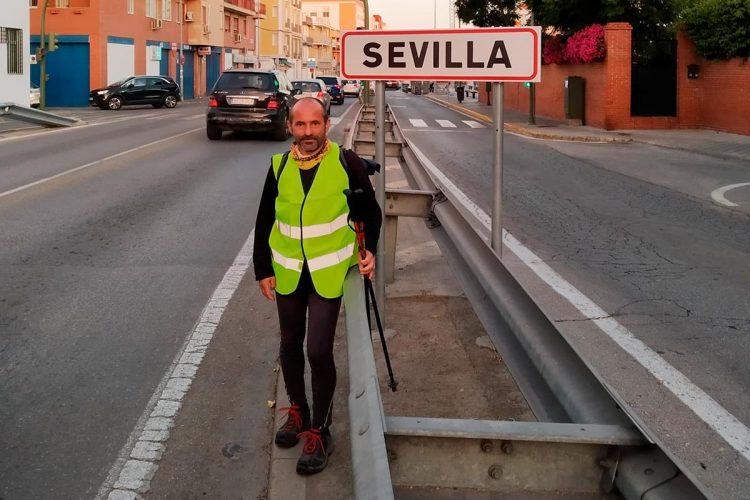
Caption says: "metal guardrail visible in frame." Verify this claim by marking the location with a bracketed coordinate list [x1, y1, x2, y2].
[342, 101, 706, 499]
[0, 103, 78, 128]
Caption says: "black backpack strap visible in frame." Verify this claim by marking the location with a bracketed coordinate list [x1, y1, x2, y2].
[275, 151, 290, 182]
[339, 146, 349, 173]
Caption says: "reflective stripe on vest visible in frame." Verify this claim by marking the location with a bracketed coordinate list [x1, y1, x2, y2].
[275, 212, 350, 240]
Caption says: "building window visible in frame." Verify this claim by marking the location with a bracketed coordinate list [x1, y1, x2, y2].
[146, 0, 156, 18]
[4, 28, 23, 75]
[163, 0, 172, 20]
[224, 14, 230, 32]
[244, 18, 248, 36]
[272, 5, 278, 17]
[30, 0, 38, 7]
[127, 0, 134, 14]
[55, 0, 70, 7]
[202, 5, 207, 24]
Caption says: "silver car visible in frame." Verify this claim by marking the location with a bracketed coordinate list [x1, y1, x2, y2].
[291, 79, 331, 115]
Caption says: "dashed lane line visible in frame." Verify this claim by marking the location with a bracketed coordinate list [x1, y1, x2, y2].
[463, 120, 485, 129]
[408, 119, 428, 128]
[436, 119, 457, 128]
[408, 140, 750, 465]
[0, 128, 202, 201]
[96, 229, 256, 499]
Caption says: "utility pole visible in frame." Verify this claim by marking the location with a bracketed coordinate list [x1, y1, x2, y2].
[361, 0, 370, 106]
[39, 0, 49, 109]
[179, 0, 184, 97]
[528, 11, 536, 125]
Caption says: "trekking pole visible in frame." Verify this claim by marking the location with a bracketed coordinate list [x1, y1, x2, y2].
[345, 189, 398, 392]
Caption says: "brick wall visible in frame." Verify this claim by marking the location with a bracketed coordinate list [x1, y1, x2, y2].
[677, 30, 750, 135]
[490, 22, 750, 135]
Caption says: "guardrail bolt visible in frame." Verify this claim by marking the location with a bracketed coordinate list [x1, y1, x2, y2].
[480, 439, 493, 453]
[501, 441, 513, 455]
[488, 464, 503, 480]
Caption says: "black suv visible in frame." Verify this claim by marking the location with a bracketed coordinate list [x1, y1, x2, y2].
[89, 76, 181, 110]
[206, 69, 296, 141]
[318, 76, 344, 105]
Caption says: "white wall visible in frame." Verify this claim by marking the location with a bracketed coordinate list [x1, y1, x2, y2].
[0, 0, 31, 106]
[145, 46, 161, 76]
[107, 42, 135, 85]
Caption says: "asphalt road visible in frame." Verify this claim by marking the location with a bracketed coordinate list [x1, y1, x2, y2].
[0, 99, 357, 500]
[388, 91, 750, 498]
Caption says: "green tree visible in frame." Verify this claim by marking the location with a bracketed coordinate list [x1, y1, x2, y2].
[454, 0, 519, 27]
[455, 0, 684, 39]
[681, 0, 750, 59]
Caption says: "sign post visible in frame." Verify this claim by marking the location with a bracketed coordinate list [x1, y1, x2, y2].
[341, 25, 540, 283]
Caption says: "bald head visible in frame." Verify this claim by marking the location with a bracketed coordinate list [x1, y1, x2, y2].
[289, 97, 328, 123]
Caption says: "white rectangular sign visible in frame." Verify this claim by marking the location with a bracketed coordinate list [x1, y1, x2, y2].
[341, 27, 541, 82]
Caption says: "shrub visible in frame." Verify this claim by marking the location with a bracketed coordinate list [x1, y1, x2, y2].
[565, 24, 606, 64]
[542, 35, 567, 65]
[682, 0, 750, 60]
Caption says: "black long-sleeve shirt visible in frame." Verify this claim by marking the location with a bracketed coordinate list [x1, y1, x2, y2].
[253, 148, 382, 281]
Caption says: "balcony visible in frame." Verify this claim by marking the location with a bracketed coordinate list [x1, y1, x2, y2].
[303, 16, 312, 26]
[303, 36, 313, 46]
[313, 36, 332, 46]
[224, 0, 256, 16]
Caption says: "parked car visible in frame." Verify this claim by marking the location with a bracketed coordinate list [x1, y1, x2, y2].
[89, 76, 181, 110]
[291, 79, 331, 115]
[401, 81, 411, 93]
[341, 79, 360, 97]
[385, 80, 400, 89]
[206, 69, 295, 141]
[29, 83, 40, 108]
[317, 75, 344, 104]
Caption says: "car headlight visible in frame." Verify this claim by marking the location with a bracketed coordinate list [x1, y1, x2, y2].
[97, 90, 109, 95]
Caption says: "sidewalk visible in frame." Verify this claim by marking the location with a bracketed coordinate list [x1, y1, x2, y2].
[425, 92, 750, 163]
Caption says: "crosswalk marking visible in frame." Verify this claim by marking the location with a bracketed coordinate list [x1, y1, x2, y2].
[462, 120, 485, 128]
[409, 119, 428, 128]
[436, 119, 456, 128]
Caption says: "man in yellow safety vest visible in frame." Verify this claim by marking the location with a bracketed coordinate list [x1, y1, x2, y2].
[253, 97, 381, 475]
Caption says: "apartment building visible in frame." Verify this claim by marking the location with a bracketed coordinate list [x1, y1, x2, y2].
[258, 0, 303, 78]
[301, 10, 339, 77]
[301, 0, 365, 32]
[1, 0, 31, 106]
[29, 0, 265, 106]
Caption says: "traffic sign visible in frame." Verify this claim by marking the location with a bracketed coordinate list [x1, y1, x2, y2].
[341, 27, 541, 82]
[171, 42, 178, 51]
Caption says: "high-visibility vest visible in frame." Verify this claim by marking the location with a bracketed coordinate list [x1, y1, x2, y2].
[269, 142, 358, 298]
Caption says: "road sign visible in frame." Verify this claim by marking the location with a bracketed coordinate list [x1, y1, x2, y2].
[171, 42, 178, 51]
[307, 58, 316, 69]
[341, 27, 541, 82]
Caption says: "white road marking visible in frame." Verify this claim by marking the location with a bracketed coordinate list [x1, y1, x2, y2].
[0, 128, 202, 201]
[96, 229, 256, 499]
[710, 182, 750, 207]
[408, 141, 750, 463]
[146, 115, 170, 120]
[329, 116, 342, 125]
[462, 120, 485, 129]
[409, 119, 428, 128]
[185, 113, 205, 120]
[389, 105, 407, 107]
[436, 119, 457, 128]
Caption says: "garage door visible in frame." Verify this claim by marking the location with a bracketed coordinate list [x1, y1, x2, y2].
[30, 35, 90, 107]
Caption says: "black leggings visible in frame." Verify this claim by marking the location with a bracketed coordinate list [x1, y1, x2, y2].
[276, 271, 341, 429]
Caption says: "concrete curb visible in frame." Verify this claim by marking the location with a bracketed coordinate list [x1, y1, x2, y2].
[423, 95, 633, 144]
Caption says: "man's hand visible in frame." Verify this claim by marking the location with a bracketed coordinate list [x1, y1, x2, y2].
[259, 276, 276, 301]
[358, 251, 375, 280]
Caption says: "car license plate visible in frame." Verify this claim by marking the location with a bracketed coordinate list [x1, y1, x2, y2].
[228, 96, 256, 106]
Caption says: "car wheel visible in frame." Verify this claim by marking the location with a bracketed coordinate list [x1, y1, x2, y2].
[107, 96, 123, 110]
[272, 113, 289, 141]
[164, 95, 178, 108]
[206, 123, 222, 141]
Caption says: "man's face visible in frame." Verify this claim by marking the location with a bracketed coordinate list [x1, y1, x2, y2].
[288, 99, 329, 155]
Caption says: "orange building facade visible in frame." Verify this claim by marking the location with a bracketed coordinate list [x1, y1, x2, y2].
[30, 0, 265, 106]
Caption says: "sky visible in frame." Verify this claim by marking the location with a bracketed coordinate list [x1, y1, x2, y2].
[368, 0, 457, 30]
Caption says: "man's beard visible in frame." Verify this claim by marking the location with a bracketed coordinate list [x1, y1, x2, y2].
[296, 135, 325, 154]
